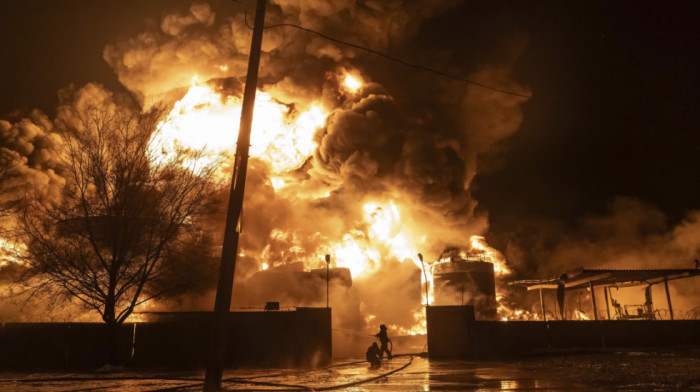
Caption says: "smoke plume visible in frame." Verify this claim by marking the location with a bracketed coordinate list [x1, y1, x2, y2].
[100, 0, 532, 338]
[2, 1, 536, 339]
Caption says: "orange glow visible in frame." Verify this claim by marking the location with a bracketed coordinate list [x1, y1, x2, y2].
[149, 80, 327, 176]
[363, 202, 399, 242]
[574, 310, 590, 320]
[330, 231, 380, 278]
[269, 177, 286, 190]
[469, 235, 511, 276]
[146, 74, 518, 337]
[0, 239, 24, 266]
[498, 298, 540, 322]
[343, 74, 362, 93]
[391, 308, 427, 336]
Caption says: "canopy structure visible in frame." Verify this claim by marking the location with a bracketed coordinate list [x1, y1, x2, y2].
[509, 266, 700, 321]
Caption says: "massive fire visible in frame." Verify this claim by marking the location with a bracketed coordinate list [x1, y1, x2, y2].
[0, 67, 518, 334]
[149, 78, 327, 176]
[150, 72, 516, 330]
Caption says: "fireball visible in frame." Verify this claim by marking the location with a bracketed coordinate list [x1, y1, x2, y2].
[342, 73, 363, 93]
[149, 79, 327, 176]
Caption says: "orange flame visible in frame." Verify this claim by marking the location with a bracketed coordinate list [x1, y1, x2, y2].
[149, 79, 327, 176]
[342, 73, 363, 94]
[469, 235, 511, 276]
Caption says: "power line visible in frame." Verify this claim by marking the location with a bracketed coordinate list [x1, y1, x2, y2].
[232, 0, 532, 99]
[265, 23, 533, 99]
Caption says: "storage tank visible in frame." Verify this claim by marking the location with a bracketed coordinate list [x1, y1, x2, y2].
[432, 258, 497, 319]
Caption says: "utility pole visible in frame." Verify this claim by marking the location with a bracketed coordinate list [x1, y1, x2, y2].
[325, 254, 330, 308]
[203, 0, 267, 390]
[418, 253, 429, 306]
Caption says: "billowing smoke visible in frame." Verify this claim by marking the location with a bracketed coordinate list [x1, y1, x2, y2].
[0, 111, 64, 218]
[1, 1, 535, 344]
[500, 197, 700, 320]
[99, 0, 531, 344]
[0, 110, 64, 299]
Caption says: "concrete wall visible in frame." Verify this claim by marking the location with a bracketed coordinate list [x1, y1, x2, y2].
[427, 305, 700, 359]
[0, 307, 331, 370]
[426, 305, 475, 358]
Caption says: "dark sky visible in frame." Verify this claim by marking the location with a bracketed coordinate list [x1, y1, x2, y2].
[2, 1, 699, 266]
[473, 1, 700, 254]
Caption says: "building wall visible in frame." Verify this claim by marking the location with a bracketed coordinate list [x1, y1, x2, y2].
[0, 308, 331, 369]
[427, 305, 700, 359]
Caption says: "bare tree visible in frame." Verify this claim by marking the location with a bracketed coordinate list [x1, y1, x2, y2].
[20, 92, 218, 326]
[0, 149, 14, 221]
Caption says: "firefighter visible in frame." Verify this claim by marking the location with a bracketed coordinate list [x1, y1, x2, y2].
[366, 342, 381, 368]
[375, 324, 392, 359]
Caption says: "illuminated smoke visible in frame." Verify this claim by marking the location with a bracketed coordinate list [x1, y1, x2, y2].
[0, 111, 64, 214]
[101, 0, 534, 335]
[2, 1, 538, 335]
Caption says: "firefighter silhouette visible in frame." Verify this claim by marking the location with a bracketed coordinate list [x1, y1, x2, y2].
[375, 324, 392, 359]
[365, 342, 381, 368]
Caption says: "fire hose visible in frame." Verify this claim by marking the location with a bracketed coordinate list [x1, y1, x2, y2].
[155, 355, 415, 392]
[4, 354, 417, 392]
[7, 329, 414, 392]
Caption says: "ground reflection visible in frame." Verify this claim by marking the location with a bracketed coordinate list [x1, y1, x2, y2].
[3, 348, 696, 391]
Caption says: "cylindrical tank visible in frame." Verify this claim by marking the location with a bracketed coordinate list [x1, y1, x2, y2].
[432, 259, 497, 319]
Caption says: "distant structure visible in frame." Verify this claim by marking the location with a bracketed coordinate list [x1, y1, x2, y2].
[432, 249, 497, 319]
[510, 266, 700, 321]
[245, 262, 352, 306]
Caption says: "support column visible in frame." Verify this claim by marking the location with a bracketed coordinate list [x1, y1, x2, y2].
[539, 288, 547, 322]
[204, 1, 267, 390]
[664, 278, 674, 320]
[588, 281, 598, 320]
[603, 286, 611, 320]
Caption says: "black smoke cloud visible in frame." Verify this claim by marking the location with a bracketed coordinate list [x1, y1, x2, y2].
[98, 0, 531, 335]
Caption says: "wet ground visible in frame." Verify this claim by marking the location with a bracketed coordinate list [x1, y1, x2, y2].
[1, 347, 698, 391]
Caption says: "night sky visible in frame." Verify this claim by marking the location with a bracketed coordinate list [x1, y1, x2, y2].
[2, 0, 699, 274]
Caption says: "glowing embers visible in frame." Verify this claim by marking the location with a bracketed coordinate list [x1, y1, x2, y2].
[150, 80, 327, 176]
[498, 298, 539, 322]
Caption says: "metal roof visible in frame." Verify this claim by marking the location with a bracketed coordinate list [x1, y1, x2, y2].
[509, 266, 700, 291]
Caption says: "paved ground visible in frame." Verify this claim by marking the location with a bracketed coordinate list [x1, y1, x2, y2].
[1, 347, 699, 391]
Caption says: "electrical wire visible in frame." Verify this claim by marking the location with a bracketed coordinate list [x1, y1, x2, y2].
[231, 0, 531, 99]
[332, 327, 376, 337]
[232, 0, 694, 129]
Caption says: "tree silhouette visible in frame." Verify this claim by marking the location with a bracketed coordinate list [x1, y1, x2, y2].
[20, 87, 218, 326]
